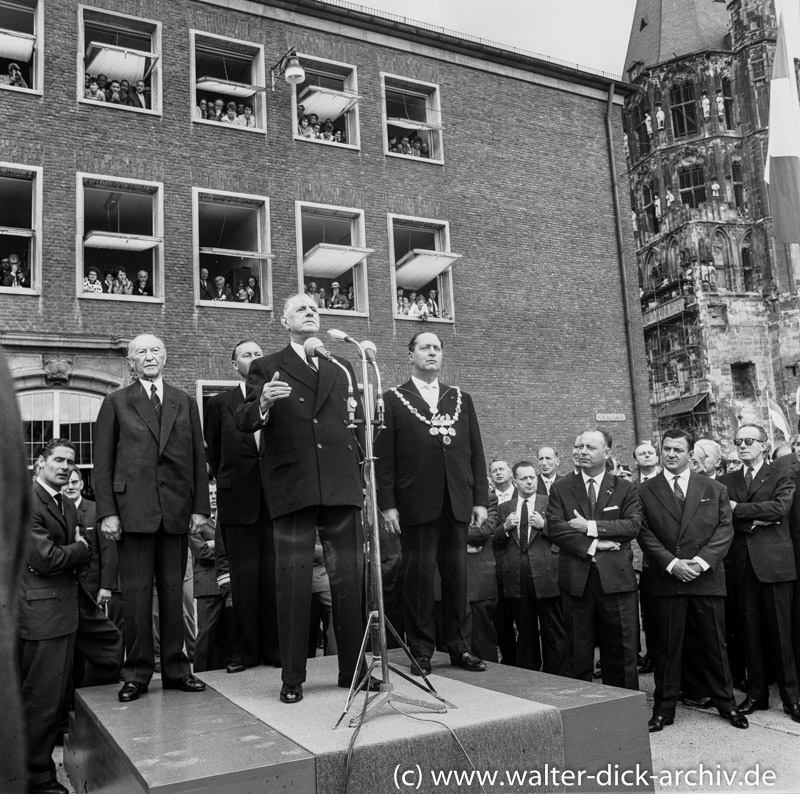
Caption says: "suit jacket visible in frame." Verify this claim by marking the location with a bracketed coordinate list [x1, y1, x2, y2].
[94, 380, 210, 534]
[205, 386, 264, 525]
[536, 474, 560, 496]
[546, 471, 642, 596]
[719, 463, 796, 584]
[236, 345, 364, 518]
[209, 284, 233, 301]
[189, 517, 221, 598]
[638, 472, 732, 597]
[773, 454, 800, 575]
[18, 483, 92, 641]
[74, 498, 118, 596]
[199, 279, 212, 300]
[126, 90, 149, 109]
[494, 493, 560, 599]
[374, 380, 488, 525]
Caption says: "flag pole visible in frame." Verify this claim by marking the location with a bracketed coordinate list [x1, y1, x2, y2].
[765, 385, 776, 448]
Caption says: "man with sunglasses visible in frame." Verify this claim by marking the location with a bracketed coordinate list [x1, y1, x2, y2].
[720, 424, 800, 723]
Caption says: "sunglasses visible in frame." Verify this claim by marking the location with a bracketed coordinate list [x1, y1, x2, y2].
[733, 437, 762, 447]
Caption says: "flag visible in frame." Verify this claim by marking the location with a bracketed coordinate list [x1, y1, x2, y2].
[764, 0, 800, 243]
[767, 393, 791, 440]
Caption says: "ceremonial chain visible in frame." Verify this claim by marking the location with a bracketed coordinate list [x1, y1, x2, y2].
[391, 386, 462, 445]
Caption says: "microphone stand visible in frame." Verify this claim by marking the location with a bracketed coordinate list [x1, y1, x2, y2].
[329, 332, 452, 729]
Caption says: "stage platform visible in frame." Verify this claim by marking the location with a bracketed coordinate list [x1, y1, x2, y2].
[65, 652, 653, 793]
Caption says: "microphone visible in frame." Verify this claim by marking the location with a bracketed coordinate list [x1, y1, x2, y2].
[327, 328, 353, 343]
[361, 340, 377, 363]
[361, 341, 385, 429]
[303, 337, 332, 362]
[304, 337, 358, 428]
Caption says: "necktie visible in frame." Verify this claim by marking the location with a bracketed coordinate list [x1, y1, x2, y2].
[587, 479, 597, 519]
[54, 493, 63, 514]
[745, 466, 754, 493]
[150, 383, 162, 421]
[520, 499, 529, 550]
[306, 357, 318, 373]
[673, 476, 685, 505]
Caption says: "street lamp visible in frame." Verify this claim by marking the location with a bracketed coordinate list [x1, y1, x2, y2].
[271, 47, 305, 91]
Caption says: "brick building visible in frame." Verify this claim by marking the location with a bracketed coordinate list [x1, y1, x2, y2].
[0, 0, 648, 486]
[623, 0, 800, 449]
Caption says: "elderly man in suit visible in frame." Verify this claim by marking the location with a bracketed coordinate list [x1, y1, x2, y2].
[94, 334, 210, 702]
[720, 423, 800, 723]
[20, 439, 121, 794]
[205, 339, 279, 671]
[638, 429, 747, 732]
[237, 294, 372, 704]
[375, 331, 488, 675]
[546, 428, 642, 690]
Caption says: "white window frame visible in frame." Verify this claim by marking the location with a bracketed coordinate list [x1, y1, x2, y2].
[381, 73, 444, 164]
[292, 53, 360, 150]
[0, 0, 43, 95]
[190, 30, 266, 134]
[76, 172, 164, 303]
[388, 214, 458, 323]
[295, 201, 372, 316]
[78, 5, 162, 115]
[193, 188, 272, 311]
[0, 161, 41, 296]
[196, 380, 240, 432]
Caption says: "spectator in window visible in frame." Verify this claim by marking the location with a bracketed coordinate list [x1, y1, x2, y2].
[409, 290, 417, 306]
[113, 268, 133, 295]
[0, 62, 28, 89]
[212, 99, 225, 121]
[420, 141, 430, 158]
[317, 287, 328, 309]
[196, 98, 209, 119]
[85, 79, 105, 101]
[309, 113, 319, 127]
[199, 268, 212, 300]
[235, 280, 248, 302]
[321, 120, 335, 141]
[408, 294, 430, 319]
[133, 270, 152, 297]
[0, 257, 10, 282]
[396, 288, 405, 313]
[410, 138, 422, 157]
[236, 103, 245, 117]
[222, 102, 238, 124]
[106, 80, 126, 105]
[312, 122, 322, 139]
[297, 104, 305, 122]
[399, 137, 412, 155]
[388, 134, 399, 153]
[83, 267, 103, 293]
[347, 285, 355, 309]
[237, 104, 256, 128]
[245, 275, 260, 304]
[126, 80, 149, 110]
[84, 73, 91, 90]
[298, 115, 314, 137]
[120, 80, 131, 100]
[427, 289, 439, 318]
[96, 74, 109, 95]
[3, 257, 29, 289]
[401, 297, 410, 314]
[210, 275, 232, 301]
[329, 282, 349, 310]
[334, 130, 345, 144]
[102, 270, 117, 293]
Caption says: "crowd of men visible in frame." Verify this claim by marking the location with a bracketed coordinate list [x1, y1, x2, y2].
[83, 73, 151, 109]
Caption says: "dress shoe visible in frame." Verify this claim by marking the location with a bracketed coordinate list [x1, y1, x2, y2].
[29, 780, 69, 794]
[783, 702, 800, 723]
[737, 697, 769, 715]
[450, 651, 487, 671]
[162, 674, 206, 692]
[410, 655, 432, 676]
[226, 662, 246, 674]
[648, 715, 674, 733]
[681, 696, 714, 708]
[639, 657, 655, 674]
[118, 681, 148, 702]
[719, 709, 748, 729]
[338, 674, 382, 691]
[280, 683, 303, 703]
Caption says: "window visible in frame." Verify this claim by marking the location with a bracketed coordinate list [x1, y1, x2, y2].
[191, 32, 266, 130]
[720, 77, 734, 128]
[79, 6, 161, 112]
[194, 189, 271, 308]
[382, 74, 443, 162]
[731, 362, 757, 400]
[0, 0, 42, 92]
[77, 174, 163, 301]
[0, 162, 40, 294]
[741, 236, 760, 292]
[643, 179, 660, 233]
[678, 164, 706, 208]
[296, 203, 372, 314]
[389, 215, 460, 321]
[711, 231, 731, 290]
[669, 80, 698, 138]
[732, 160, 744, 209]
[293, 54, 360, 147]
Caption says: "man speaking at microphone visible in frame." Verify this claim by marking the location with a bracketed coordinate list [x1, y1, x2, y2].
[236, 293, 373, 704]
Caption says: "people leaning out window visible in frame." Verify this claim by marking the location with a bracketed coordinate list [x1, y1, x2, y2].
[0, 62, 28, 89]
[1, 254, 30, 288]
[297, 111, 347, 144]
[196, 97, 258, 127]
[83, 266, 103, 293]
[202, 272, 261, 304]
[388, 133, 430, 158]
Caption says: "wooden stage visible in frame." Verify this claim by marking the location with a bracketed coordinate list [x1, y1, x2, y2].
[64, 652, 653, 793]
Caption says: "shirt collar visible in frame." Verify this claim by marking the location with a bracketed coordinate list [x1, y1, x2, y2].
[140, 377, 164, 399]
[581, 471, 603, 488]
[239, 381, 247, 398]
[290, 340, 315, 364]
[411, 375, 439, 393]
[36, 477, 60, 499]
[747, 460, 764, 477]
[666, 468, 691, 488]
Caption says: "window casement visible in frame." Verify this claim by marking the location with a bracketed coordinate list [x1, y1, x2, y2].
[642, 180, 660, 234]
[678, 164, 706, 208]
[732, 160, 744, 209]
[382, 74, 443, 162]
[293, 54, 360, 147]
[191, 32, 266, 131]
[77, 173, 163, 302]
[389, 215, 460, 322]
[720, 77, 734, 129]
[296, 202, 372, 315]
[669, 80, 698, 139]
[0, 162, 40, 294]
[0, 0, 42, 93]
[79, 6, 161, 113]
[194, 189, 272, 309]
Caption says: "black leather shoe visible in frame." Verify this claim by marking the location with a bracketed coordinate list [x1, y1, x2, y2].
[226, 662, 246, 674]
[410, 656, 432, 676]
[783, 702, 800, 723]
[280, 683, 303, 703]
[162, 674, 206, 692]
[118, 681, 148, 702]
[648, 715, 674, 733]
[639, 657, 655, 674]
[29, 780, 69, 794]
[737, 697, 769, 714]
[719, 709, 749, 729]
[338, 674, 382, 691]
[450, 651, 487, 671]
[681, 696, 714, 708]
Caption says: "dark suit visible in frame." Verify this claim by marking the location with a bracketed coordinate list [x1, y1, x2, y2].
[638, 472, 737, 718]
[546, 472, 642, 689]
[494, 492, 566, 673]
[237, 345, 365, 686]
[126, 90, 149, 109]
[20, 483, 121, 788]
[720, 463, 799, 706]
[94, 380, 210, 685]
[209, 283, 233, 301]
[199, 278, 212, 300]
[205, 385, 278, 667]
[374, 380, 488, 658]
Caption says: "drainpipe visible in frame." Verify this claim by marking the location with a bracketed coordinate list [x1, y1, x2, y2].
[605, 81, 644, 442]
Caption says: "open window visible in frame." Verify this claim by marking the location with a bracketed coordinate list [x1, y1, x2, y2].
[79, 6, 161, 112]
[77, 174, 163, 301]
[389, 215, 460, 321]
[0, 162, 40, 294]
[0, 0, 41, 93]
[296, 202, 372, 314]
[191, 32, 266, 130]
[382, 74, 443, 162]
[194, 189, 271, 308]
[293, 55, 360, 147]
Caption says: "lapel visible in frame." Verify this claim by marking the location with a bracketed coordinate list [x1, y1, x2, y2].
[594, 472, 615, 516]
[315, 357, 338, 417]
[725, 468, 747, 503]
[229, 387, 257, 453]
[159, 383, 179, 455]
[34, 481, 68, 539]
[679, 472, 704, 536]
[437, 382, 457, 418]
[569, 473, 592, 520]
[129, 382, 160, 443]
[401, 379, 434, 418]
[281, 345, 318, 395]
[650, 472, 683, 523]
[746, 463, 771, 499]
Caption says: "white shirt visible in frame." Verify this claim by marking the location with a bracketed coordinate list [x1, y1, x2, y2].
[663, 469, 710, 574]
[540, 475, 556, 494]
[240, 381, 261, 451]
[515, 495, 536, 529]
[494, 485, 515, 505]
[140, 377, 163, 404]
[411, 375, 439, 414]
[36, 476, 61, 502]
[744, 459, 764, 479]
[290, 340, 318, 370]
[639, 471, 658, 482]
[580, 471, 603, 556]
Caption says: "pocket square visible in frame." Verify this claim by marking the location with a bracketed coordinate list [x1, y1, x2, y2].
[602, 506, 619, 512]
[700, 498, 711, 503]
